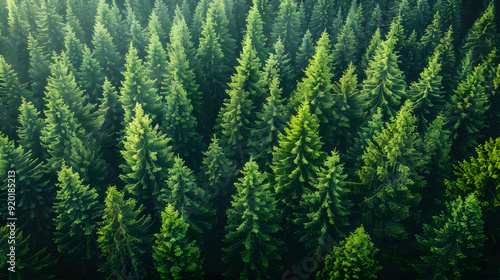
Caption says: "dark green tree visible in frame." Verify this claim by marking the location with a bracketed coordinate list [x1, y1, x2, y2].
[359, 28, 382, 79]
[223, 158, 283, 280]
[0, 54, 25, 140]
[17, 98, 45, 162]
[64, 24, 84, 70]
[317, 226, 381, 280]
[462, 2, 497, 65]
[145, 32, 168, 92]
[271, 0, 300, 61]
[36, 1, 65, 54]
[53, 164, 102, 260]
[158, 156, 213, 234]
[434, 26, 456, 93]
[119, 104, 174, 215]
[296, 151, 352, 251]
[365, 4, 382, 37]
[150, 0, 171, 44]
[271, 102, 324, 222]
[416, 194, 486, 279]
[95, 0, 128, 54]
[263, 37, 294, 95]
[419, 11, 443, 64]
[6, 0, 29, 80]
[191, 0, 210, 47]
[97, 186, 152, 279]
[152, 204, 204, 280]
[294, 29, 314, 80]
[124, 5, 148, 58]
[244, 3, 268, 64]
[91, 21, 122, 87]
[78, 45, 104, 105]
[64, 4, 86, 44]
[308, 0, 335, 40]
[332, 22, 358, 79]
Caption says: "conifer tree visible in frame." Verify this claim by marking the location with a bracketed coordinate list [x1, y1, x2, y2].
[158, 156, 213, 235]
[308, 0, 335, 40]
[78, 45, 104, 105]
[296, 151, 352, 251]
[332, 22, 358, 79]
[64, 24, 84, 70]
[17, 98, 45, 162]
[0, 54, 25, 140]
[223, 158, 283, 280]
[147, 10, 167, 47]
[361, 35, 406, 120]
[120, 104, 174, 215]
[0, 134, 52, 234]
[294, 29, 314, 80]
[244, 3, 268, 64]
[408, 51, 445, 133]
[401, 30, 423, 83]
[66, 0, 94, 43]
[290, 31, 336, 149]
[124, 6, 148, 58]
[249, 77, 287, 169]
[65, 4, 86, 44]
[36, 1, 65, 54]
[434, 26, 456, 94]
[119, 44, 163, 126]
[91, 22, 122, 87]
[445, 64, 488, 156]
[462, 2, 497, 65]
[53, 164, 102, 260]
[6, 0, 29, 80]
[0, 225, 57, 279]
[153, 204, 204, 280]
[357, 101, 424, 240]
[419, 11, 443, 63]
[365, 4, 382, 37]
[409, 0, 431, 37]
[317, 226, 381, 280]
[271, 0, 300, 61]
[416, 194, 486, 279]
[204, 0, 236, 66]
[359, 28, 382, 79]
[145, 32, 168, 92]
[162, 75, 203, 168]
[272, 102, 324, 221]
[97, 186, 152, 279]
[263, 38, 293, 95]
[95, 0, 128, 54]
[150, 0, 171, 44]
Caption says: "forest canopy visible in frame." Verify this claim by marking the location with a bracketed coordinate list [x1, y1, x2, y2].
[0, 0, 500, 279]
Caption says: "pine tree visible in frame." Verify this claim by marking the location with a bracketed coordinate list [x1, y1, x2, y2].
[6, 0, 29, 80]
[409, 0, 431, 37]
[97, 186, 152, 279]
[36, 1, 65, 54]
[158, 156, 213, 235]
[0, 54, 25, 140]
[252, 0, 276, 38]
[244, 3, 268, 64]
[0, 134, 52, 235]
[365, 4, 382, 37]
[145, 32, 168, 92]
[408, 50, 445, 133]
[419, 11, 443, 64]
[249, 77, 287, 169]
[78, 45, 104, 105]
[445, 137, 500, 209]
[462, 2, 497, 65]
[95, 0, 128, 54]
[53, 164, 102, 260]
[0, 224, 57, 279]
[64, 24, 84, 70]
[205, 0, 236, 66]
[17, 98, 45, 163]
[295, 29, 314, 80]
[263, 37, 293, 95]
[401, 30, 423, 84]
[153, 204, 204, 280]
[317, 226, 381, 280]
[91, 22, 122, 87]
[296, 151, 352, 251]
[332, 22, 358, 79]
[308, 0, 335, 40]
[434, 26, 456, 94]
[290, 31, 336, 149]
[162, 75, 203, 168]
[66, 0, 95, 43]
[119, 44, 163, 126]
[271, 102, 324, 222]
[357, 101, 424, 240]
[271, 0, 300, 61]
[150, 0, 171, 44]
[361, 35, 406, 120]
[359, 28, 382, 79]
[120, 104, 174, 216]
[223, 158, 283, 279]
[445, 64, 488, 156]
[65, 4, 86, 44]
[124, 5, 148, 58]
[416, 194, 486, 279]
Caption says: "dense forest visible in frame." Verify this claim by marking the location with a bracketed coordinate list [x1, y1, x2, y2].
[0, 0, 500, 279]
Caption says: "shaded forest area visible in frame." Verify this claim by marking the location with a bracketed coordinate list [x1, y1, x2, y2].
[1, 0, 500, 279]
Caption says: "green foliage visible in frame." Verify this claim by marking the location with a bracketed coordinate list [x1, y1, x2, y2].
[0, 54, 25, 139]
[422, 114, 452, 180]
[244, 3, 268, 64]
[445, 137, 500, 209]
[263, 37, 293, 95]
[359, 28, 382, 79]
[223, 158, 283, 279]
[153, 204, 204, 280]
[272, 102, 324, 221]
[295, 29, 314, 79]
[462, 2, 498, 65]
[120, 104, 174, 215]
[357, 101, 424, 240]
[309, 0, 335, 40]
[149, 0, 171, 44]
[64, 23, 84, 70]
[0, 224, 57, 279]
[53, 164, 102, 259]
[296, 151, 352, 251]
[145, 32, 168, 92]
[36, 1, 65, 54]
[271, 0, 300, 61]
[97, 186, 152, 279]
[124, 6, 148, 58]
[435, 26, 456, 93]
[332, 22, 358, 79]
[419, 11, 443, 64]
[317, 226, 381, 280]
[158, 156, 213, 234]
[416, 194, 486, 279]
[91, 21, 122, 87]
[78, 45, 104, 104]
[95, 0, 128, 54]
[17, 98, 45, 161]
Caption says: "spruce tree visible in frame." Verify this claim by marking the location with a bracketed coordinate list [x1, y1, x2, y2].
[244, 3, 268, 64]
[462, 2, 497, 65]
[17, 98, 46, 162]
[120, 104, 174, 216]
[152, 204, 204, 280]
[317, 226, 381, 280]
[64, 23, 84, 70]
[416, 194, 486, 279]
[64, 4, 86, 44]
[271, 102, 324, 222]
[97, 186, 152, 279]
[78, 45, 104, 105]
[434, 26, 456, 94]
[91, 21, 122, 87]
[365, 4, 382, 37]
[53, 164, 102, 260]
[223, 158, 283, 280]
[357, 101, 424, 240]
[271, 0, 300, 61]
[296, 151, 352, 251]
[150, 0, 171, 44]
[308, 0, 335, 40]
[119, 44, 163, 126]
[94, 0, 128, 55]
[191, 0, 210, 47]
[35, 1, 65, 54]
[294, 29, 315, 80]
[124, 5, 148, 58]
[332, 23, 358, 79]
[263, 38, 293, 95]
[408, 50, 445, 133]
[158, 156, 213, 235]
[6, 0, 29, 79]
[359, 28, 382, 79]
[419, 11, 443, 64]
[0, 54, 25, 140]
[145, 32, 168, 92]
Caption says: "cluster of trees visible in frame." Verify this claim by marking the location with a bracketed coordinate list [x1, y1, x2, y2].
[0, 0, 500, 279]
